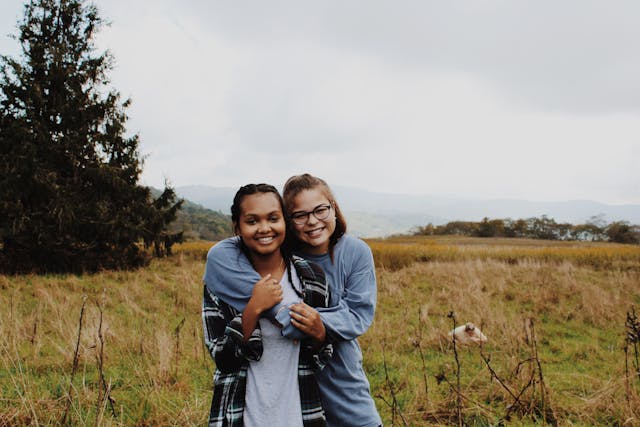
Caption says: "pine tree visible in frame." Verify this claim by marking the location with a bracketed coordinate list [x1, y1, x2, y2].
[0, 0, 182, 273]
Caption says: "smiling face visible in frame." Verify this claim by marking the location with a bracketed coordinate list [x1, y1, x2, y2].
[234, 192, 286, 258]
[289, 188, 336, 255]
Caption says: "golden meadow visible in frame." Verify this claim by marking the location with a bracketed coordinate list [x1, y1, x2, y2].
[1, 237, 640, 426]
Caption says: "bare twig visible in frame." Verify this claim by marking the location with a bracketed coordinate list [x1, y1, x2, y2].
[625, 340, 631, 405]
[505, 358, 537, 420]
[173, 317, 186, 377]
[528, 318, 557, 425]
[626, 307, 640, 388]
[480, 350, 520, 403]
[29, 312, 38, 345]
[509, 357, 537, 379]
[61, 295, 87, 425]
[95, 296, 116, 422]
[447, 311, 462, 427]
[441, 375, 495, 417]
[378, 343, 409, 427]
[193, 322, 200, 362]
[413, 307, 429, 404]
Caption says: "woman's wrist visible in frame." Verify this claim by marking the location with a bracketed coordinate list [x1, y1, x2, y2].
[245, 298, 264, 317]
[312, 324, 326, 346]
[312, 333, 326, 350]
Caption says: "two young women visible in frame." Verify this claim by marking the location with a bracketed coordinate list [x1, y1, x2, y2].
[203, 174, 381, 427]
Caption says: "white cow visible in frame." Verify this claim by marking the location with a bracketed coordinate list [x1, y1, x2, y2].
[448, 322, 488, 345]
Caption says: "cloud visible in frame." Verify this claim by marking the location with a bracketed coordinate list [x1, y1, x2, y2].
[2, 0, 639, 204]
[187, 1, 640, 114]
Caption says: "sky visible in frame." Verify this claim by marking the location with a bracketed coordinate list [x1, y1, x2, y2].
[1, 1, 639, 205]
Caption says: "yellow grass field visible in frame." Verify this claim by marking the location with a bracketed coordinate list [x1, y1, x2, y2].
[1, 236, 640, 426]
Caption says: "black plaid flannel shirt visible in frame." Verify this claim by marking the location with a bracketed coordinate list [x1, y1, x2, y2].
[202, 255, 333, 427]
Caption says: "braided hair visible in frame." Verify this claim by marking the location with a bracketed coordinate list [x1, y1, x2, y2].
[230, 183, 299, 296]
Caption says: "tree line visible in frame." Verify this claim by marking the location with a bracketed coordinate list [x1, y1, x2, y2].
[0, 0, 182, 273]
[413, 215, 640, 244]
[166, 198, 233, 242]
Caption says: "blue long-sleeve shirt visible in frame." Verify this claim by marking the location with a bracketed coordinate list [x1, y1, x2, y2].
[203, 235, 381, 427]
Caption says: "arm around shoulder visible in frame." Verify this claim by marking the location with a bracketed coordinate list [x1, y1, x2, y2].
[317, 236, 377, 342]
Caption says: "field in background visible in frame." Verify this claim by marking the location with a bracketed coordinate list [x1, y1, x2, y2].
[1, 236, 640, 426]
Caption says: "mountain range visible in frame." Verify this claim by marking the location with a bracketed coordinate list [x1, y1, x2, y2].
[175, 185, 640, 238]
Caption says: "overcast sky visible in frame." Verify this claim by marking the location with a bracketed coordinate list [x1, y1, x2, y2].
[2, 1, 639, 204]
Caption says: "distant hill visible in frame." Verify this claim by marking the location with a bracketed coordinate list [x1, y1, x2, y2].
[174, 185, 640, 238]
[170, 199, 232, 241]
[151, 187, 232, 241]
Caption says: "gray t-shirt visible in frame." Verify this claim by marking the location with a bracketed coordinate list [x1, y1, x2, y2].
[244, 264, 303, 427]
[204, 235, 381, 427]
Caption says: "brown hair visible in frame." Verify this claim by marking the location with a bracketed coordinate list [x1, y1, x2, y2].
[283, 174, 347, 256]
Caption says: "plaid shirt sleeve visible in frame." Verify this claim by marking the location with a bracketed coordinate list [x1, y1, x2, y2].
[293, 256, 334, 368]
[203, 285, 262, 427]
[293, 256, 335, 426]
[202, 285, 263, 373]
[204, 256, 333, 427]
[307, 342, 333, 372]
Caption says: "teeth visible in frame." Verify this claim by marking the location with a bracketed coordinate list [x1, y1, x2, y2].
[307, 228, 323, 238]
[257, 237, 274, 243]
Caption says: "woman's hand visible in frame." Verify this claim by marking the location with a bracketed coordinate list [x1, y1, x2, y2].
[243, 274, 283, 341]
[289, 302, 326, 344]
[249, 274, 283, 314]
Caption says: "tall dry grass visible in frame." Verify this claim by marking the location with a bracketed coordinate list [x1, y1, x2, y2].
[368, 236, 640, 272]
[362, 237, 640, 425]
[0, 253, 211, 426]
[1, 237, 640, 425]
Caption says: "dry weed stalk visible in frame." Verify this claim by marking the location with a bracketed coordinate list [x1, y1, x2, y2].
[447, 311, 463, 427]
[61, 295, 87, 425]
[480, 347, 547, 423]
[434, 370, 495, 420]
[624, 340, 631, 406]
[375, 342, 409, 427]
[29, 311, 38, 345]
[526, 318, 557, 425]
[95, 296, 116, 422]
[626, 308, 640, 381]
[173, 317, 186, 377]
[625, 306, 640, 409]
[433, 314, 558, 425]
[479, 350, 520, 410]
[411, 307, 429, 405]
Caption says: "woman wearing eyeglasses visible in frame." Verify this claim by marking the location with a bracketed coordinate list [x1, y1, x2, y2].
[204, 174, 381, 427]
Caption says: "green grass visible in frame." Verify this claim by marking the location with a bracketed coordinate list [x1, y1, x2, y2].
[1, 237, 640, 425]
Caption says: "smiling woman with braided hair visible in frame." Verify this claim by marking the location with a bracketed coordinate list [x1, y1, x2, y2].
[202, 183, 332, 427]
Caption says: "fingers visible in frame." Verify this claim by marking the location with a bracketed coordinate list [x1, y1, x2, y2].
[289, 302, 311, 315]
[289, 306, 309, 327]
[256, 273, 272, 285]
[290, 315, 311, 335]
[257, 274, 282, 291]
[290, 304, 320, 326]
[290, 305, 325, 342]
[258, 274, 282, 286]
[253, 274, 283, 307]
[289, 309, 307, 322]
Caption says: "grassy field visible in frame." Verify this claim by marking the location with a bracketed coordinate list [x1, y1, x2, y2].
[1, 236, 640, 426]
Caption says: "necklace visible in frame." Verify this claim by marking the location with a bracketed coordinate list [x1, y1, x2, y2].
[271, 257, 285, 280]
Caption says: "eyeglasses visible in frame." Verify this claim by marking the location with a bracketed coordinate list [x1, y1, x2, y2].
[290, 204, 332, 225]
